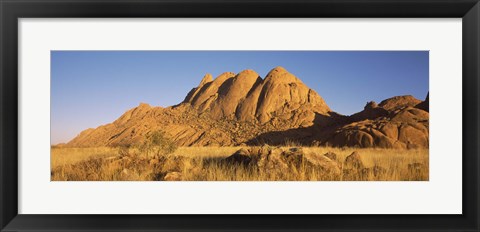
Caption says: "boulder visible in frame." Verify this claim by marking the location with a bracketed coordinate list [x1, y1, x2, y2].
[224, 147, 341, 177]
[224, 148, 257, 165]
[345, 151, 364, 169]
[323, 152, 338, 161]
[378, 95, 422, 111]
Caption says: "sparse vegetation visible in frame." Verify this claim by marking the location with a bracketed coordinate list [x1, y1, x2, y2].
[137, 130, 177, 158]
[51, 146, 428, 181]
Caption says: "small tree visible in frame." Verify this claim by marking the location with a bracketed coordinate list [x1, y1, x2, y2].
[139, 130, 177, 158]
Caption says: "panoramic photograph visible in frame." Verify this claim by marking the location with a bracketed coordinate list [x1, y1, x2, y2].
[51, 51, 429, 181]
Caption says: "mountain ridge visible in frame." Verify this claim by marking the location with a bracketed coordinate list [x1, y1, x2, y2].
[65, 67, 429, 149]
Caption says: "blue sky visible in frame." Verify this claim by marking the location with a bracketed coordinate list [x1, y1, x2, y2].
[51, 51, 429, 144]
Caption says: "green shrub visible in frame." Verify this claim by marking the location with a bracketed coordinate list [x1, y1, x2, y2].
[139, 130, 177, 158]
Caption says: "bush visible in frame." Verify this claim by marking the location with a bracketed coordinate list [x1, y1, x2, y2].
[139, 130, 177, 158]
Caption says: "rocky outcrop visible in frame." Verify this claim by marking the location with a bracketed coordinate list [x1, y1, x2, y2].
[323, 152, 338, 162]
[183, 74, 213, 103]
[321, 94, 428, 149]
[66, 67, 429, 149]
[183, 66, 331, 127]
[344, 151, 364, 169]
[199, 70, 262, 120]
[326, 107, 429, 149]
[350, 101, 389, 121]
[378, 95, 422, 111]
[224, 146, 341, 178]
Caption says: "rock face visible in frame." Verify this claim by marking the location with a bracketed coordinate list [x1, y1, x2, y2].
[183, 67, 331, 126]
[66, 67, 429, 149]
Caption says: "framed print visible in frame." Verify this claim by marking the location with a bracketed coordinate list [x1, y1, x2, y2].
[1, 0, 479, 231]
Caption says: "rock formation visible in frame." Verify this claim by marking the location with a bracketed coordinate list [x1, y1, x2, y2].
[183, 66, 331, 127]
[66, 67, 429, 149]
[224, 146, 341, 178]
[326, 105, 429, 149]
[378, 95, 422, 111]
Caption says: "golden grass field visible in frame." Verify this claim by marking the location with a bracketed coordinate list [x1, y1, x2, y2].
[51, 146, 428, 181]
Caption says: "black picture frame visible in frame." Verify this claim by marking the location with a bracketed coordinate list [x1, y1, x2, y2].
[1, 0, 479, 231]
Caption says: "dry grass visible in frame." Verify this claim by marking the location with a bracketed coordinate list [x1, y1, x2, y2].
[172, 146, 243, 158]
[51, 146, 428, 181]
[51, 147, 120, 169]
